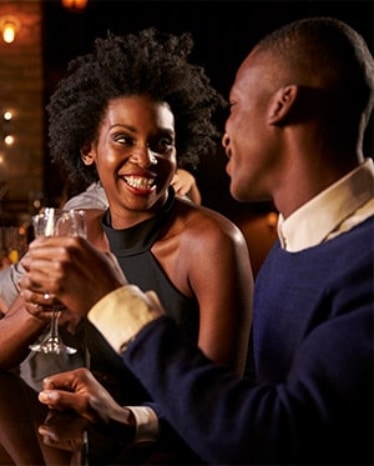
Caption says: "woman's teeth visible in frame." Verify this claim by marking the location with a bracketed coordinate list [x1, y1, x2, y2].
[124, 176, 154, 189]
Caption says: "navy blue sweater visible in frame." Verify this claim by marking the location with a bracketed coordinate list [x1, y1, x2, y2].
[124, 216, 373, 464]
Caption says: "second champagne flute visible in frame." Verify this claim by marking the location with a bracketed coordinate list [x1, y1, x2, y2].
[29, 207, 87, 355]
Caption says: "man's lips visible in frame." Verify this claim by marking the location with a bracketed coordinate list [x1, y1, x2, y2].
[225, 158, 232, 177]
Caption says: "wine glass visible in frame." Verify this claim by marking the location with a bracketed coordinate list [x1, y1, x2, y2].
[29, 207, 87, 355]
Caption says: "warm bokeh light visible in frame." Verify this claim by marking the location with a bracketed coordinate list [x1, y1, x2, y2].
[4, 135, 15, 146]
[3, 111, 13, 121]
[3, 23, 15, 43]
[0, 17, 20, 44]
[61, 0, 88, 11]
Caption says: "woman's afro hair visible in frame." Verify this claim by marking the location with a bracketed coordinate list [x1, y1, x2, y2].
[47, 27, 226, 191]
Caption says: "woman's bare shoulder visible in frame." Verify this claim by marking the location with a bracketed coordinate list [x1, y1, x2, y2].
[172, 199, 247, 249]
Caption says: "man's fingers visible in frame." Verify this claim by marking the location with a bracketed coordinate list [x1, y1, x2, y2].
[39, 389, 77, 410]
[42, 367, 90, 390]
[38, 389, 97, 422]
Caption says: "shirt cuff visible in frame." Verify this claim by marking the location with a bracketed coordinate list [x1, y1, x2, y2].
[87, 285, 164, 353]
[127, 406, 159, 443]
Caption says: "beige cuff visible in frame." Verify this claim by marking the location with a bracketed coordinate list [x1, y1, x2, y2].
[127, 406, 159, 443]
[88, 285, 164, 353]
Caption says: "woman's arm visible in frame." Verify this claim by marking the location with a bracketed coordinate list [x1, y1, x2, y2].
[183, 211, 253, 376]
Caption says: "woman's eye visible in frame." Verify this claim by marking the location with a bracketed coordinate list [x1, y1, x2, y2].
[114, 134, 133, 145]
[154, 137, 174, 152]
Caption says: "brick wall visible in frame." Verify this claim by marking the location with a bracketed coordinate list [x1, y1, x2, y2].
[0, 0, 43, 217]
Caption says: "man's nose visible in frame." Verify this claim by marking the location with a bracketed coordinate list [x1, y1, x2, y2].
[222, 132, 230, 149]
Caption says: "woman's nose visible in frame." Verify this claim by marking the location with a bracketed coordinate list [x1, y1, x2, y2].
[129, 146, 158, 168]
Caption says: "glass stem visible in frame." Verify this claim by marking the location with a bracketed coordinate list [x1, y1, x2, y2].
[49, 308, 60, 344]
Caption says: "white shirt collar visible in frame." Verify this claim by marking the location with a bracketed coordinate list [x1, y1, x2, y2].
[278, 158, 374, 251]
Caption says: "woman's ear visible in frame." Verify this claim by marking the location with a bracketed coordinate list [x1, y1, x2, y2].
[267, 85, 298, 125]
[80, 142, 95, 166]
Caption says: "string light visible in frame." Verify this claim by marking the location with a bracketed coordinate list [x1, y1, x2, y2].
[2, 110, 15, 147]
[3, 111, 13, 121]
[4, 135, 15, 146]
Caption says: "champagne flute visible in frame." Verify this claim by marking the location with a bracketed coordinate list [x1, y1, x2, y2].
[29, 208, 87, 355]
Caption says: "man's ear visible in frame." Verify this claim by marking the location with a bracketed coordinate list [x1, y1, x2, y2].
[80, 142, 95, 166]
[267, 85, 298, 125]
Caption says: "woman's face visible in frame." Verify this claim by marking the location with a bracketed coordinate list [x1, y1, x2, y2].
[82, 95, 177, 227]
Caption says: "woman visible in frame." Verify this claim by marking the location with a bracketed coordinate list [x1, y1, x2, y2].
[0, 28, 253, 464]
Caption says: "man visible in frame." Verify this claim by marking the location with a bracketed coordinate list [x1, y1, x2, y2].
[21, 17, 373, 464]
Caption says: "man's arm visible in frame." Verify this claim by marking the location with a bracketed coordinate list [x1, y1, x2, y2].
[23, 234, 372, 464]
[171, 168, 202, 204]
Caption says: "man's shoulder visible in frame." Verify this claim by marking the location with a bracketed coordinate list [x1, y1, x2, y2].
[334, 214, 374, 250]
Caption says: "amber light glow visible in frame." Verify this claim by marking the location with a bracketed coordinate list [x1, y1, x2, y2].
[0, 16, 20, 44]
[61, 0, 88, 10]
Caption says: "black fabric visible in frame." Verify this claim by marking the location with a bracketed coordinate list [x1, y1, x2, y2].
[101, 187, 199, 344]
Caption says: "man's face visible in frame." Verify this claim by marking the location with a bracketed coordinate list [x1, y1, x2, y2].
[222, 49, 279, 203]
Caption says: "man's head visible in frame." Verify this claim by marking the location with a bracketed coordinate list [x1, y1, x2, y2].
[222, 17, 374, 211]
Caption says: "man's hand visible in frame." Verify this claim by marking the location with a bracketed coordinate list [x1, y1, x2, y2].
[171, 168, 201, 204]
[39, 368, 136, 436]
[20, 236, 127, 316]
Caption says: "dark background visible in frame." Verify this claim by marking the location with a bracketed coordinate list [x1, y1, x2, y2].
[41, 0, 374, 216]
